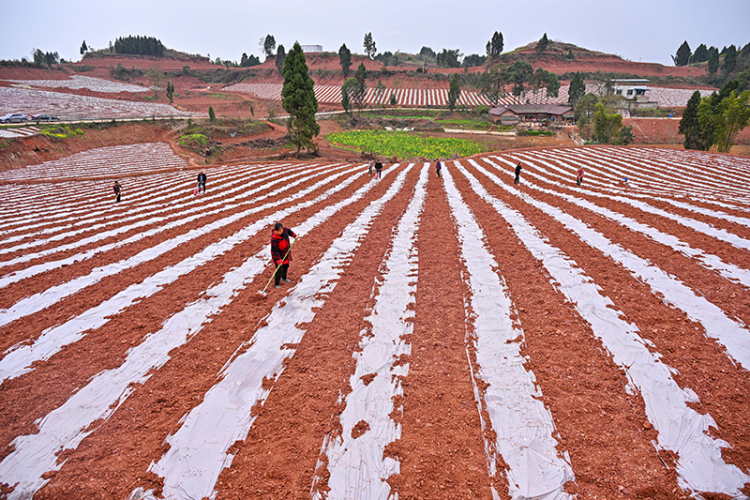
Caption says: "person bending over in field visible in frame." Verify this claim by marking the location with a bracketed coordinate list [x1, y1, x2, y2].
[270, 222, 297, 289]
[197, 171, 207, 194]
[113, 181, 122, 203]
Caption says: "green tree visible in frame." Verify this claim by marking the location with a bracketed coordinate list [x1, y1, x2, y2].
[419, 47, 436, 60]
[342, 75, 365, 116]
[486, 31, 504, 59]
[448, 74, 461, 111]
[723, 45, 738, 75]
[390, 92, 397, 106]
[693, 44, 709, 63]
[536, 33, 550, 56]
[679, 90, 703, 149]
[208, 106, 216, 122]
[276, 44, 286, 75]
[715, 90, 750, 152]
[508, 60, 533, 103]
[545, 71, 561, 100]
[146, 67, 165, 98]
[166, 81, 175, 104]
[281, 42, 320, 154]
[616, 125, 635, 145]
[436, 49, 461, 68]
[263, 35, 276, 59]
[338, 43, 352, 76]
[708, 49, 720, 75]
[574, 93, 600, 137]
[480, 65, 508, 106]
[80, 40, 88, 56]
[341, 79, 354, 115]
[529, 67, 548, 101]
[568, 72, 586, 106]
[593, 103, 623, 143]
[672, 41, 691, 66]
[363, 32, 377, 59]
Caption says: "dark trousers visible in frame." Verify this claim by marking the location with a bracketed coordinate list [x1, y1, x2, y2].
[274, 263, 289, 286]
[115, 193, 121, 202]
[514, 174, 520, 184]
[198, 181, 206, 193]
[436, 169, 441, 177]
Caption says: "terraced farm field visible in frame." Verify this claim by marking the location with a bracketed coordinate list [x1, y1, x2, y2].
[0, 146, 749, 500]
[223, 83, 715, 109]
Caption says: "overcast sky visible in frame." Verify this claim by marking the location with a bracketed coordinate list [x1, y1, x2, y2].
[1, 0, 748, 67]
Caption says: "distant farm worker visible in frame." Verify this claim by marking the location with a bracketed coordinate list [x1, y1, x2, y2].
[113, 181, 122, 203]
[514, 163, 523, 185]
[435, 158, 442, 178]
[576, 167, 584, 187]
[368, 159, 374, 176]
[270, 222, 297, 289]
[375, 159, 383, 180]
[197, 171, 207, 194]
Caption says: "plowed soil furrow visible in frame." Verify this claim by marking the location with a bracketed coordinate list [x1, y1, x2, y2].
[463, 160, 750, 471]
[471, 157, 750, 333]
[545, 149, 750, 239]
[0, 163, 311, 271]
[208, 165, 424, 499]
[504, 154, 750, 272]
[447, 161, 681, 499]
[542, 148, 750, 223]
[25, 166, 408, 500]
[0, 164, 359, 320]
[390, 166, 493, 499]
[1, 146, 749, 500]
[0, 169, 374, 456]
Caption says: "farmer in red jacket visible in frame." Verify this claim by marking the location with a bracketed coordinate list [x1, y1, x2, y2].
[270, 222, 297, 289]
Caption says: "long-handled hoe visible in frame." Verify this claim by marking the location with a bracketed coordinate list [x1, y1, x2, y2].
[257, 238, 297, 299]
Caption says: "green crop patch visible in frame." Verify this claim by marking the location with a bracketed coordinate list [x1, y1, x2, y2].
[327, 130, 486, 159]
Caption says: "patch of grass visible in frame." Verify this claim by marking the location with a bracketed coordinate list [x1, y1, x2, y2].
[39, 124, 84, 140]
[522, 130, 556, 136]
[178, 133, 207, 149]
[436, 119, 494, 130]
[326, 130, 486, 159]
[73, 65, 96, 73]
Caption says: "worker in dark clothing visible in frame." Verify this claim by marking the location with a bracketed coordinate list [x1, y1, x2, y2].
[435, 159, 442, 178]
[197, 171, 207, 194]
[270, 222, 297, 289]
[514, 163, 523, 185]
[113, 181, 122, 203]
[374, 159, 383, 180]
[576, 167, 584, 187]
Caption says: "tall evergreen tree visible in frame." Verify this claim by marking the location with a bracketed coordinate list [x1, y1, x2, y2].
[672, 41, 692, 66]
[486, 31, 504, 59]
[281, 42, 320, 154]
[545, 71, 561, 100]
[708, 49, 720, 75]
[568, 72, 586, 106]
[263, 35, 276, 59]
[80, 40, 88, 55]
[679, 90, 703, 149]
[448, 74, 461, 111]
[276, 45, 286, 75]
[363, 33, 377, 59]
[723, 45, 738, 74]
[536, 33, 550, 56]
[692, 44, 709, 63]
[338, 43, 352, 77]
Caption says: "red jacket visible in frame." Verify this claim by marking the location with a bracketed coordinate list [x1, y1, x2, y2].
[270, 227, 296, 265]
